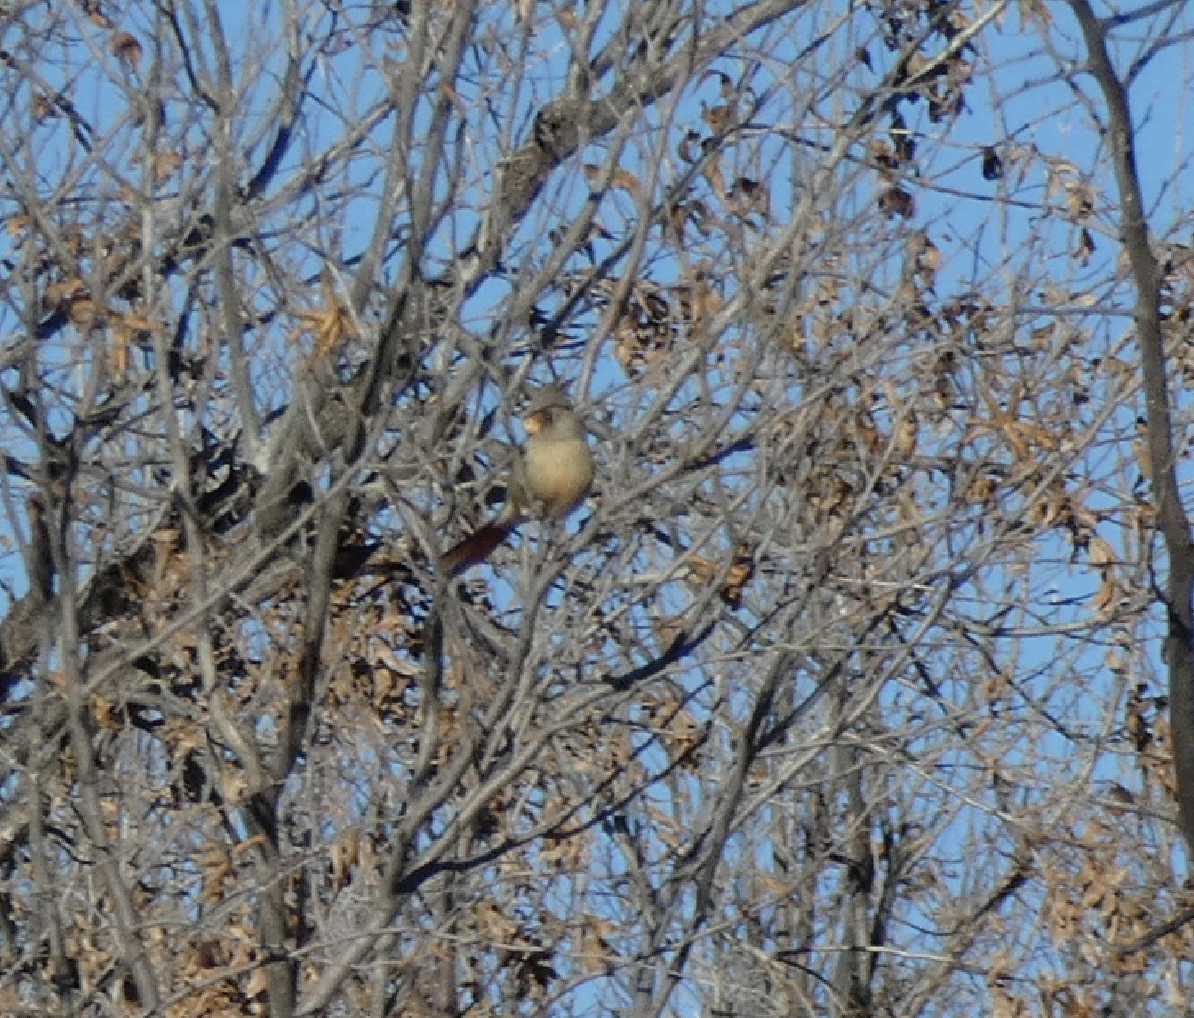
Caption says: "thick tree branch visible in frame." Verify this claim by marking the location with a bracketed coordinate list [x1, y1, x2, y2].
[1068, 0, 1194, 856]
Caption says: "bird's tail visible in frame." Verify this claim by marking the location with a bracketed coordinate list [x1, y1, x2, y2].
[441, 516, 520, 575]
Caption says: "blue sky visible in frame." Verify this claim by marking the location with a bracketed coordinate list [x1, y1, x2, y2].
[4, 2, 1194, 1008]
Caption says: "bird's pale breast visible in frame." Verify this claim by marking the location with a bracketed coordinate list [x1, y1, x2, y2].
[523, 435, 593, 515]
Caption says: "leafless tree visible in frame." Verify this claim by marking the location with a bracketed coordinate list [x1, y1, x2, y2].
[3, 1, 1194, 1016]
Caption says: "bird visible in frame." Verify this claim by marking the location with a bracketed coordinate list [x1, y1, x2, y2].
[442, 386, 593, 575]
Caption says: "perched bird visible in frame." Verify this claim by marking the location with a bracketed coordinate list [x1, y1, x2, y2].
[442, 386, 593, 575]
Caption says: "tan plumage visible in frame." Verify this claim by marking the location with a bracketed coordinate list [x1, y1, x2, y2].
[442, 389, 592, 575]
